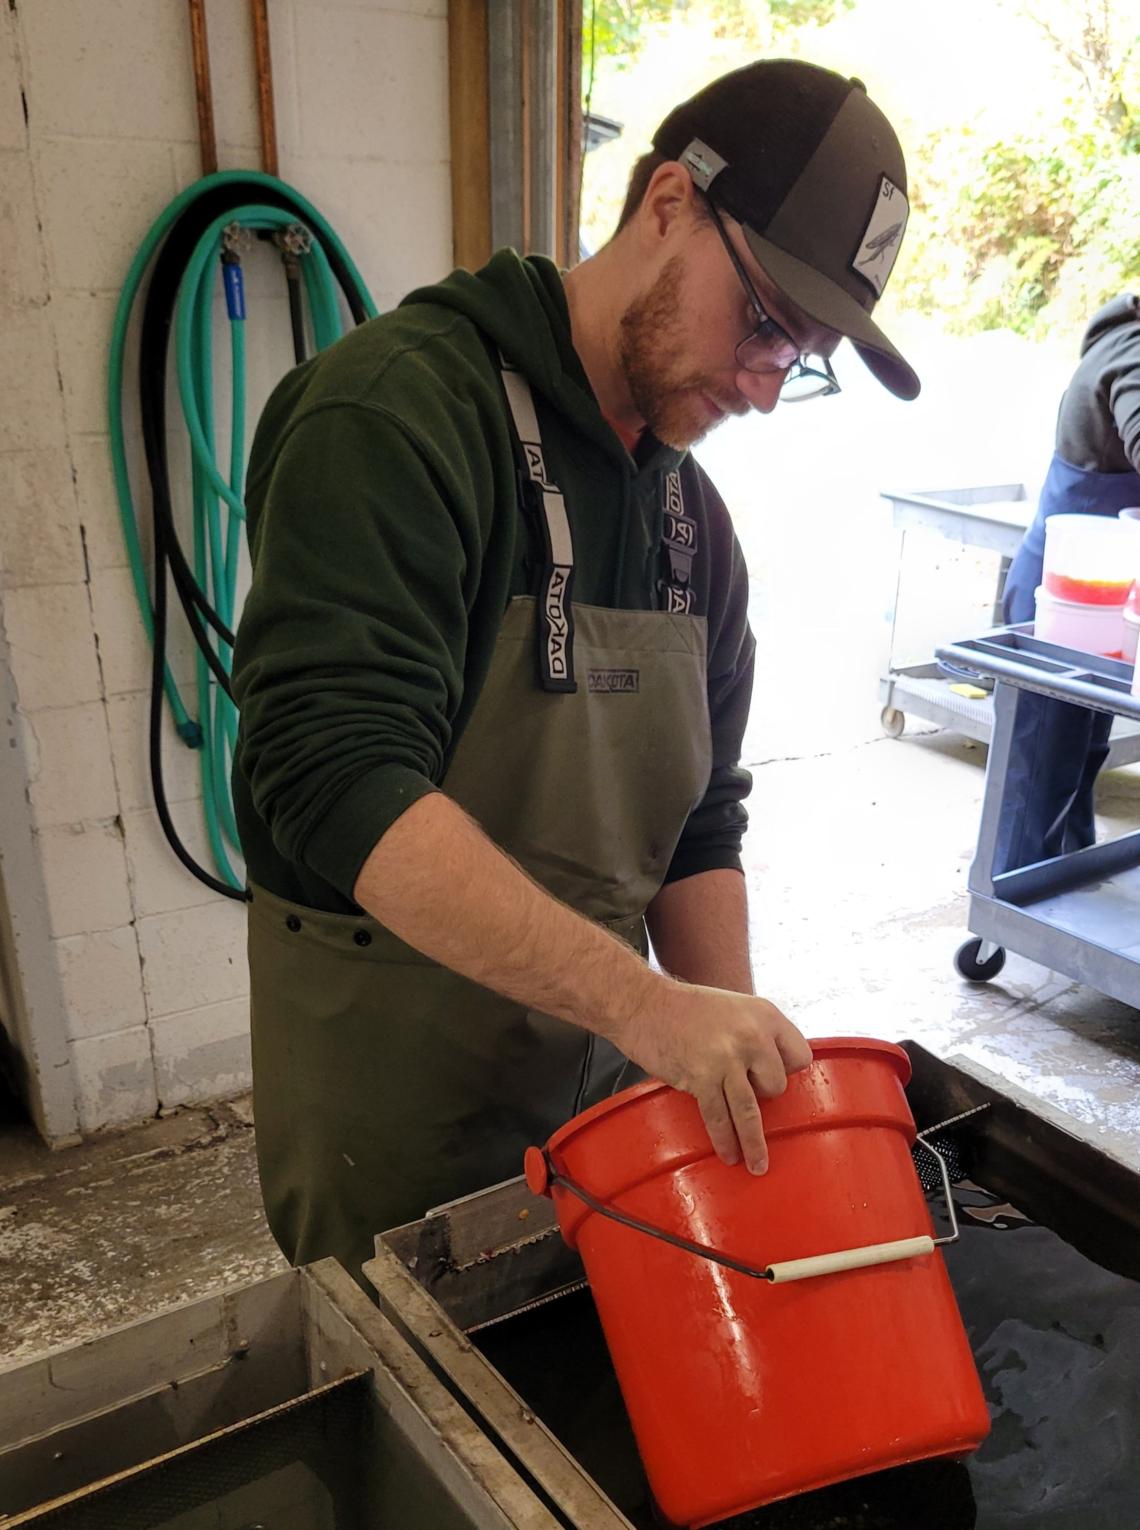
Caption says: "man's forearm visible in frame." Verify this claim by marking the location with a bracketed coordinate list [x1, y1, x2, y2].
[352, 792, 656, 1040]
[646, 868, 753, 994]
[352, 794, 809, 1174]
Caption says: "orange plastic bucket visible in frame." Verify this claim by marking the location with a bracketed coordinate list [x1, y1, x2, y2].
[524, 1038, 990, 1527]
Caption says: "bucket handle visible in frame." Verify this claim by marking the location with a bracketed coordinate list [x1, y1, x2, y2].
[532, 1122, 974, 1287]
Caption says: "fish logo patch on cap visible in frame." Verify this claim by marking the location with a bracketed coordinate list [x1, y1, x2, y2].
[852, 175, 908, 296]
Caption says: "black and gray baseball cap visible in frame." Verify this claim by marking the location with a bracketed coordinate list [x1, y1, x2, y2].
[653, 59, 919, 400]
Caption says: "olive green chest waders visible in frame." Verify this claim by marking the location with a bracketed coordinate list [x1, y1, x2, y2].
[248, 357, 713, 1282]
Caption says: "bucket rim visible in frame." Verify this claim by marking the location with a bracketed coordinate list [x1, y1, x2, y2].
[1035, 584, 1129, 612]
[543, 1035, 911, 1156]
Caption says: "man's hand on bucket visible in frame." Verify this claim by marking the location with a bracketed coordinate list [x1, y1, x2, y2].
[620, 985, 812, 1174]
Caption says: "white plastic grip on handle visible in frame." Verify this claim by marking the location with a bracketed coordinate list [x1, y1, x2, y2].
[765, 1235, 935, 1285]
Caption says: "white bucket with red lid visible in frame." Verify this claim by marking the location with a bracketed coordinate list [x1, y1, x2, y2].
[1034, 585, 1126, 658]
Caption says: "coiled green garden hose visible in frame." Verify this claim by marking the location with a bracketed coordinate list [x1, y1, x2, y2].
[109, 171, 377, 894]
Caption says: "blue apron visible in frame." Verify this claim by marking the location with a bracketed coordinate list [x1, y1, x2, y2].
[994, 453, 1140, 873]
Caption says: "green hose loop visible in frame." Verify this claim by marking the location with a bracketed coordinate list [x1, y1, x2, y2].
[177, 210, 280, 519]
[110, 171, 377, 885]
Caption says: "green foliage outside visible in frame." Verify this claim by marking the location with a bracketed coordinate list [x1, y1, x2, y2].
[899, 2, 1140, 337]
[582, 0, 1140, 340]
[582, 0, 851, 65]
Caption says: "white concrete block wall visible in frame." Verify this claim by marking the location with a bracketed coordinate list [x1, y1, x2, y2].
[0, 0, 452, 1140]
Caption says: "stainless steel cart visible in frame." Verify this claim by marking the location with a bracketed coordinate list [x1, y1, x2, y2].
[880, 483, 1140, 767]
[937, 624, 1140, 1005]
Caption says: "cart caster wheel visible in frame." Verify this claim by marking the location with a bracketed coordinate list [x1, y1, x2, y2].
[881, 705, 905, 738]
[954, 937, 1006, 983]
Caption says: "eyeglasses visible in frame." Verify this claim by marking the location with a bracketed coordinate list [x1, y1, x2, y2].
[704, 196, 840, 404]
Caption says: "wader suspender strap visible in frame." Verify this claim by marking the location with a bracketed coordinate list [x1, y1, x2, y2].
[659, 468, 697, 615]
[499, 353, 698, 684]
[499, 354, 577, 692]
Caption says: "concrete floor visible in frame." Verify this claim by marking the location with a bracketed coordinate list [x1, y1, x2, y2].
[2, 714, 1139, 1371]
[0, 1091, 285, 1366]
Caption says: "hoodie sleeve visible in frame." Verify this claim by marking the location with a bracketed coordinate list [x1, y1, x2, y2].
[233, 399, 508, 898]
[1059, 298, 1140, 473]
[1108, 315, 1140, 473]
[663, 465, 755, 884]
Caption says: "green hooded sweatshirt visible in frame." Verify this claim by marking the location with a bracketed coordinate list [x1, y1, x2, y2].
[232, 250, 755, 914]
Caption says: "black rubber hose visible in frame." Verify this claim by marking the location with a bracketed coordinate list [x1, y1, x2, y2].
[137, 180, 370, 664]
[150, 510, 247, 901]
[136, 178, 371, 893]
[286, 258, 307, 364]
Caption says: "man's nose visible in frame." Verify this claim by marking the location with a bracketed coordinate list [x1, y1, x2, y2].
[735, 365, 786, 415]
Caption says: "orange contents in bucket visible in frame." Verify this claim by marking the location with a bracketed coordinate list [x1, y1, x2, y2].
[526, 1039, 990, 1528]
[1043, 571, 1132, 605]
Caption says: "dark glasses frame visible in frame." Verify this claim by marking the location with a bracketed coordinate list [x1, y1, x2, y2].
[702, 193, 840, 402]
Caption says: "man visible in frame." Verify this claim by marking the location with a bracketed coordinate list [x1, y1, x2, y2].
[232, 59, 920, 1283]
[996, 296, 1140, 872]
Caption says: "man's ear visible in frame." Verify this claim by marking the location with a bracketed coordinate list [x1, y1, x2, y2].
[637, 162, 698, 246]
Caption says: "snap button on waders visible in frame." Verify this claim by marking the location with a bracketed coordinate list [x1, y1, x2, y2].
[353, 929, 372, 947]
[285, 914, 301, 932]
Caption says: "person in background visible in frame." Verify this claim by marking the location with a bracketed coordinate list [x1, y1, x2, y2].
[995, 296, 1140, 872]
[232, 59, 919, 1283]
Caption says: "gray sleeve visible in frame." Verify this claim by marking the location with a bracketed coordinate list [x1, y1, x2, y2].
[1108, 355, 1140, 474]
[1055, 303, 1140, 474]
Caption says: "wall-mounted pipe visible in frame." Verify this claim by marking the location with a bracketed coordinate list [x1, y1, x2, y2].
[251, 0, 279, 178]
[187, 0, 218, 176]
